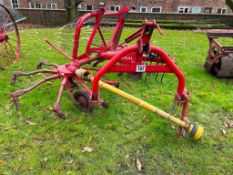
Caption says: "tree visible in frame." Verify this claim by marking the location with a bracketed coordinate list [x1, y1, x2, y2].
[226, 0, 233, 11]
[65, 0, 84, 22]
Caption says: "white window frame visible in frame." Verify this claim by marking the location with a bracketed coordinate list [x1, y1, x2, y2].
[115, 6, 120, 11]
[99, 2, 105, 6]
[86, 5, 93, 11]
[110, 5, 114, 11]
[151, 6, 162, 13]
[192, 7, 201, 14]
[11, 0, 19, 8]
[47, 3, 57, 10]
[130, 5, 137, 12]
[178, 6, 190, 13]
[204, 7, 212, 14]
[34, 3, 42, 9]
[217, 8, 227, 14]
[28, 2, 32, 8]
[110, 5, 120, 11]
[140, 6, 148, 13]
[77, 4, 82, 10]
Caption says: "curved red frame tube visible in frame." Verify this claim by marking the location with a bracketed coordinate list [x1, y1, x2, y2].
[91, 45, 186, 99]
[72, 8, 106, 60]
[0, 4, 21, 62]
[72, 7, 130, 60]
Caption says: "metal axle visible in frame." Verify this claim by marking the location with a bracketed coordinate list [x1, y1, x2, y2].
[75, 68, 204, 140]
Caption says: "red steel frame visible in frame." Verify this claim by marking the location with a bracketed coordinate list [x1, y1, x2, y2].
[11, 7, 189, 126]
[71, 7, 187, 105]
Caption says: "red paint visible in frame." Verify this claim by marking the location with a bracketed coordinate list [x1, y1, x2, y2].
[12, 6, 190, 123]
[0, 4, 21, 62]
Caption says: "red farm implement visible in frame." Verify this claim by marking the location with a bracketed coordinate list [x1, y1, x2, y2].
[0, 4, 25, 69]
[204, 29, 233, 77]
[11, 7, 203, 140]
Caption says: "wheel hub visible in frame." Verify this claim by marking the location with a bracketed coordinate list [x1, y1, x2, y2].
[0, 33, 8, 43]
[71, 89, 92, 112]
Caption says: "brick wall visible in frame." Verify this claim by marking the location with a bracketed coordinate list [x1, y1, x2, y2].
[3, 0, 232, 14]
[18, 9, 68, 26]
[17, 9, 233, 27]
[3, 0, 65, 9]
[80, 0, 232, 14]
[3, 0, 11, 7]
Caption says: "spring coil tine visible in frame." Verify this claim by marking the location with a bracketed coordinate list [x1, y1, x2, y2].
[154, 62, 162, 80]
[160, 73, 165, 83]
[145, 61, 152, 83]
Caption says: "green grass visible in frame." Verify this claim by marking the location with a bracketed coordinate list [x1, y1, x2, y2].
[0, 28, 233, 174]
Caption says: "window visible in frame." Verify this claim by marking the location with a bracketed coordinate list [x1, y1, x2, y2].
[28, 2, 32, 8]
[151, 6, 162, 13]
[192, 7, 201, 14]
[178, 7, 189, 13]
[86, 5, 93, 11]
[35, 3, 42, 9]
[110, 5, 120, 11]
[131, 5, 136, 12]
[47, 3, 57, 10]
[11, 0, 19, 8]
[204, 7, 212, 14]
[77, 4, 82, 10]
[140, 6, 147, 13]
[99, 2, 105, 7]
[217, 8, 227, 14]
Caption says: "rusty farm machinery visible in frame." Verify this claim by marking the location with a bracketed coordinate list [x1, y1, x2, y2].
[11, 7, 203, 140]
[204, 29, 233, 77]
[0, 4, 25, 69]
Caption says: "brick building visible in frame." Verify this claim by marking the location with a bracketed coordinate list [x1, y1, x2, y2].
[1, 0, 65, 9]
[80, 0, 232, 14]
[1, 0, 232, 14]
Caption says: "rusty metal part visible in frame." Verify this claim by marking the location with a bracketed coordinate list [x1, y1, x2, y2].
[207, 29, 233, 38]
[11, 69, 57, 85]
[45, 39, 73, 60]
[214, 54, 233, 77]
[204, 29, 233, 77]
[36, 60, 59, 69]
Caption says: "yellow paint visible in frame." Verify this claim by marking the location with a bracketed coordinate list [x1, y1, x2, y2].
[76, 69, 204, 140]
[192, 125, 204, 141]
[97, 78, 190, 129]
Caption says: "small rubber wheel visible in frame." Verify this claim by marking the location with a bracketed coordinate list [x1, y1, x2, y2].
[73, 90, 92, 112]
[127, 72, 142, 80]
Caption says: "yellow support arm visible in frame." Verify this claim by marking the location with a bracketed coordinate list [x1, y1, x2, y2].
[75, 69, 204, 140]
